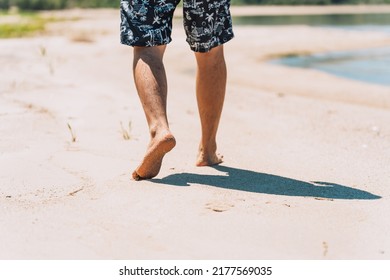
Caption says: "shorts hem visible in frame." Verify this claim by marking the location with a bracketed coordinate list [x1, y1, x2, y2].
[188, 33, 234, 53]
[120, 38, 172, 48]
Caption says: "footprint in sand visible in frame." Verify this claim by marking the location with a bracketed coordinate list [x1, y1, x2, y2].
[323, 241, 329, 257]
[205, 202, 234, 213]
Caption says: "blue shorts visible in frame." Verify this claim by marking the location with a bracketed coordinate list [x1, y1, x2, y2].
[120, 0, 234, 52]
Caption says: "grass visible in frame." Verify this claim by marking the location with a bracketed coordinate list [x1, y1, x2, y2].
[0, 11, 64, 38]
[67, 123, 77, 142]
[0, 21, 45, 38]
[120, 121, 132, 140]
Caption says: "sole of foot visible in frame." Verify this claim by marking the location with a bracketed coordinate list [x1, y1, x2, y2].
[132, 133, 176, 181]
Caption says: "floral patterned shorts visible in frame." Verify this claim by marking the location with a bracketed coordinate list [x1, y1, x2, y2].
[120, 0, 234, 52]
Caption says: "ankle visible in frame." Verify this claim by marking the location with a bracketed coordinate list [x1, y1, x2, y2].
[149, 124, 170, 138]
[199, 141, 217, 155]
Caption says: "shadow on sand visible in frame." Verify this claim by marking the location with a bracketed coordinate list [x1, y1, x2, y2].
[151, 165, 381, 200]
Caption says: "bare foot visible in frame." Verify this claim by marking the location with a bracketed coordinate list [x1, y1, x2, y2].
[132, 131, 176, 180]
[196, 147, 223, 167]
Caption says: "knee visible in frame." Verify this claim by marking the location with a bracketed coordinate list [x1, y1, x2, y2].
[195, 45, 225, 68]
[134, 45, 166, 62]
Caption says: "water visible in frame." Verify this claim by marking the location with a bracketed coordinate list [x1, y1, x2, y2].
[271, 47, 390, 86]
[233, 13, 390, 26]
[234, 13, 390, 86]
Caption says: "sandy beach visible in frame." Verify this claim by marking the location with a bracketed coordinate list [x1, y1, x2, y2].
[1, 6, 390, 259]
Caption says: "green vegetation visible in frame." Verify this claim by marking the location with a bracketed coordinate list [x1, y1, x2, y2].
[0, 22, 44, 38]
[0, 13, 61, 38]
[1, 0, 390, 10]
[0, 0, 117, 10]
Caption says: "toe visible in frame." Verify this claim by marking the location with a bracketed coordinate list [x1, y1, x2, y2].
[132, 170, 142, 181]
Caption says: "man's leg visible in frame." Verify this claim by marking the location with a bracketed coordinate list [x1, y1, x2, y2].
[132, 45, 176, 180]
[194, 45, 226, 166]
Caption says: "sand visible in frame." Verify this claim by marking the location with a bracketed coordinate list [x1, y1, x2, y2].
[1, 6, 390, 259]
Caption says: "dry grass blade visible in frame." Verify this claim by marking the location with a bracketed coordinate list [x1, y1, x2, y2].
[39, 45, 46, 56]
[120, 121, 132, 140]
[67, 122, 77, 142]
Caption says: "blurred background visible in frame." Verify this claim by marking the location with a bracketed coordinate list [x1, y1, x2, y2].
[1, 0, 390, 86]
[0, 1, 116, 10]
[0, 0, 390, 11]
